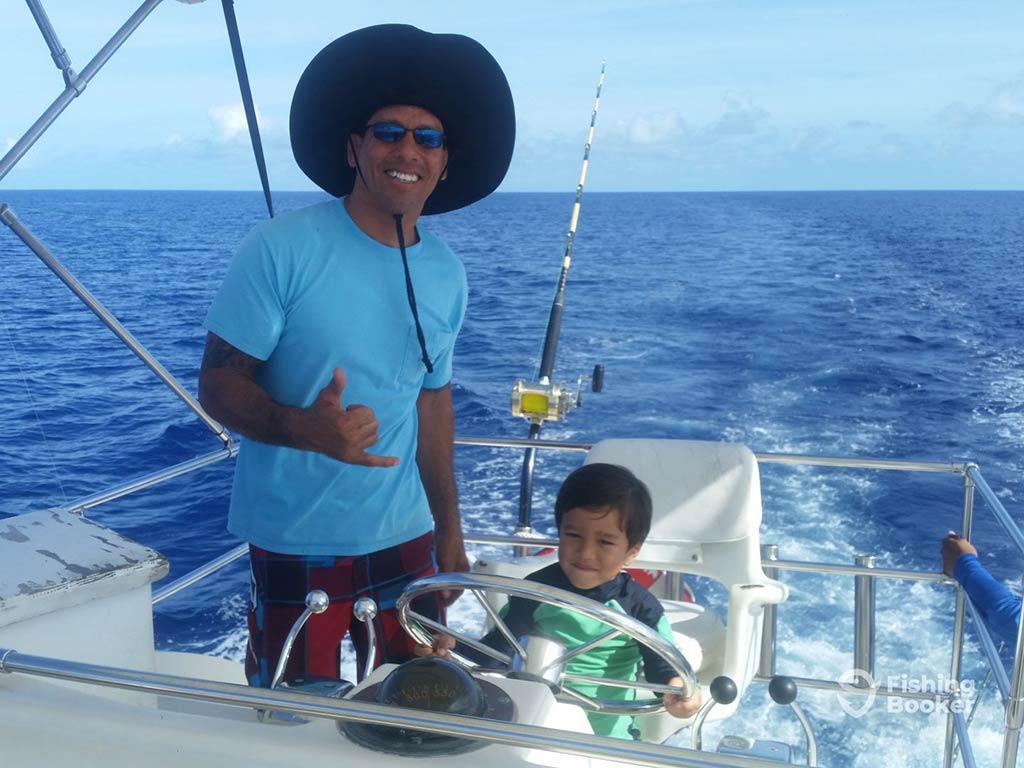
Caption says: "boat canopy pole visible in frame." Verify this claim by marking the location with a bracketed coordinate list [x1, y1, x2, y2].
[220, 0, 275, 218]
[0, 204, 232, 447]
[24, 0, 76, 87]
[1, 1, 232, 446]
[516, 62, 605, 531]
[0, 0, 168, 184]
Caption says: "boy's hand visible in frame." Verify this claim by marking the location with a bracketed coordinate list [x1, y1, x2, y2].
[412, 634, 456, 659]
[663, 676, 702, 719]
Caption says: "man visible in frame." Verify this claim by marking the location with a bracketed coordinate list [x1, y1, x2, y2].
[198, 24, 515, 686]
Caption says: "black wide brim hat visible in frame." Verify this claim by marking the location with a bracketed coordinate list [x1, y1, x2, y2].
[290, 24, 516, 216]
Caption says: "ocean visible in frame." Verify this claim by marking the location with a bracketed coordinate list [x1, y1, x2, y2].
[1, 188, 1023, 765]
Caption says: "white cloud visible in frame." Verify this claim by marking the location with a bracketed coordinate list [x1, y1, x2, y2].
[987, 78, 1024, 121]
[938, 75, 1024, 132]
[164, 133, 184, 146]
[2, 136, 37, 170]
[792, 126, 838, 156]
[604, 113, 685, 147]
[208, 103, 267, 142]
[875, 133, 907, 157]
[709, 92, 770, 136]
[626, 112, 684, 145]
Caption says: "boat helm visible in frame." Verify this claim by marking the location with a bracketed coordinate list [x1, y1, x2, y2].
[378, 656, 486, 716]
[341, 657, 515, 755]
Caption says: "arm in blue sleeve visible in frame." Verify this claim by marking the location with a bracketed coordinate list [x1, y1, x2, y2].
[954, 554, 1022, 644]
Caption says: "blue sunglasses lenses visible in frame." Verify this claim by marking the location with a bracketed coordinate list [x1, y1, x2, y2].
[367, 122, 445, 149]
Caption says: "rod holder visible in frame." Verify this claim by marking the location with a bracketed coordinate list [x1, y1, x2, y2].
[853, 554, 876, 681]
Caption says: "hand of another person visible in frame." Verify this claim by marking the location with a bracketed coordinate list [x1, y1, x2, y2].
[305, 368, 400, 467]
[663, 676, 702, 719]
[940, 531, 978, 577]
[412, 634, 456, 659]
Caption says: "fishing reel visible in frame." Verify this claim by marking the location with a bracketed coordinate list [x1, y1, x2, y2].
[510, 365, 604, 425]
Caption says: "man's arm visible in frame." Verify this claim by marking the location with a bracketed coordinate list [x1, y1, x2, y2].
[416, 384, 468, 581]
[198, 332, 398, 467]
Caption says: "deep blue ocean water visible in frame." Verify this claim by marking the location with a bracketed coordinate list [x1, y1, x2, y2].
[2, 189, 1023, 765]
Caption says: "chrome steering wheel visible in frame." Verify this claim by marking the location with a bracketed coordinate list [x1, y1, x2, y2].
[396, 572, 697, 715]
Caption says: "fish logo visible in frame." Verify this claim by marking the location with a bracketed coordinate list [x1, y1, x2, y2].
[836, 668, 876, 719]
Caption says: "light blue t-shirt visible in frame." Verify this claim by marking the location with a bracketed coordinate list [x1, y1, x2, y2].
[205, 198, 467, 555]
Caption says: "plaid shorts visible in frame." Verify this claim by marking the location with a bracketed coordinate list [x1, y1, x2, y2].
[245, 531, 443, 687]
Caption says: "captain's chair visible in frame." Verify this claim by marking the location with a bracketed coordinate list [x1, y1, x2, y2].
[584, 438, 787, 734]
[473, 438, 787, 737]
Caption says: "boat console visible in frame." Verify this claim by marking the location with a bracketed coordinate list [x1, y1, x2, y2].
[0, 508, 168, 703]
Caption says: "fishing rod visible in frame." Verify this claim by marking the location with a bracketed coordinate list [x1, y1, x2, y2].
[220, 0, 275, 218]
[510, 62, 606, 533]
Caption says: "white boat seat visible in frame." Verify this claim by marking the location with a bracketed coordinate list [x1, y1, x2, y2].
[475, 439, 787, 731]
[584, 438, 788, 721]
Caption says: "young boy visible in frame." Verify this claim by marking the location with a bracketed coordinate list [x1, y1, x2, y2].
[419, 462, 702, 739]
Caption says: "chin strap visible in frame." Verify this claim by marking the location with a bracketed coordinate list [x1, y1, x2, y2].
[394, 214, 434, 374]
[349, 135, 368, 190]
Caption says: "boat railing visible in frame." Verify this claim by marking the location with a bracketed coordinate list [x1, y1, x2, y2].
[0, 646, 780, 768]
[128, 435, 1022, 767]
[6, 3, 1019, 763]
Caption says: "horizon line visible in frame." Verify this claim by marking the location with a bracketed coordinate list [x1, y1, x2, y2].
[3, 187, 1023, 195]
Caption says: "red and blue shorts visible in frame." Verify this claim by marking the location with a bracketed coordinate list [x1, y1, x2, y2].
[245, 531, 443, 687]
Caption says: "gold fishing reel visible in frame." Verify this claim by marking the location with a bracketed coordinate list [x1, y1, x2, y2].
[510, 365, 604, 425]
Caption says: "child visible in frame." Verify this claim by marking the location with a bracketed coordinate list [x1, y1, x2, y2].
[419, 462, 702, 739]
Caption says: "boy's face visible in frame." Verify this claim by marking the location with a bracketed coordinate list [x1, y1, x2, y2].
[558, 505, 641, 590]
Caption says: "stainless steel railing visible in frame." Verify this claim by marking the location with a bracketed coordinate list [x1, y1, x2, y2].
[0, 647, 788, 768]
[57, 431, 1018, 767]
[7, 429, 1022, 766]
[4, 2, 1017, 762]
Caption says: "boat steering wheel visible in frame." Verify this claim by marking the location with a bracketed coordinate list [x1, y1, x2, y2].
[396, 572, 698, 715]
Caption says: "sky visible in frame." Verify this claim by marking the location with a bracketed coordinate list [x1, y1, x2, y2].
[2, 0, 1024, 192]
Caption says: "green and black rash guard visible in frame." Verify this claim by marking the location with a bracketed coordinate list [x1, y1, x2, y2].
[472, 562, 679, 740]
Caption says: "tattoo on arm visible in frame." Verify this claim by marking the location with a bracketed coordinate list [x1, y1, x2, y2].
[200, 332, 261, 376]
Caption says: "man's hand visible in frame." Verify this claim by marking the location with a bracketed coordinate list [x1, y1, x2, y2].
[941, 531, 977, 577]
[300, 368, 400, 467]
[435, 526, 470, 574]
[199, 334, 398, 467]
[435, 526, 469, 607]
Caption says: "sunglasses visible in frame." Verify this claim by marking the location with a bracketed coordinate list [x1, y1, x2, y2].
[364, 122, 446, 149]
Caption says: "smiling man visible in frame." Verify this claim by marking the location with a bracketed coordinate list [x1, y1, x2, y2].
[345, 105, 450, 242]
[197, 24, 514, 688]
